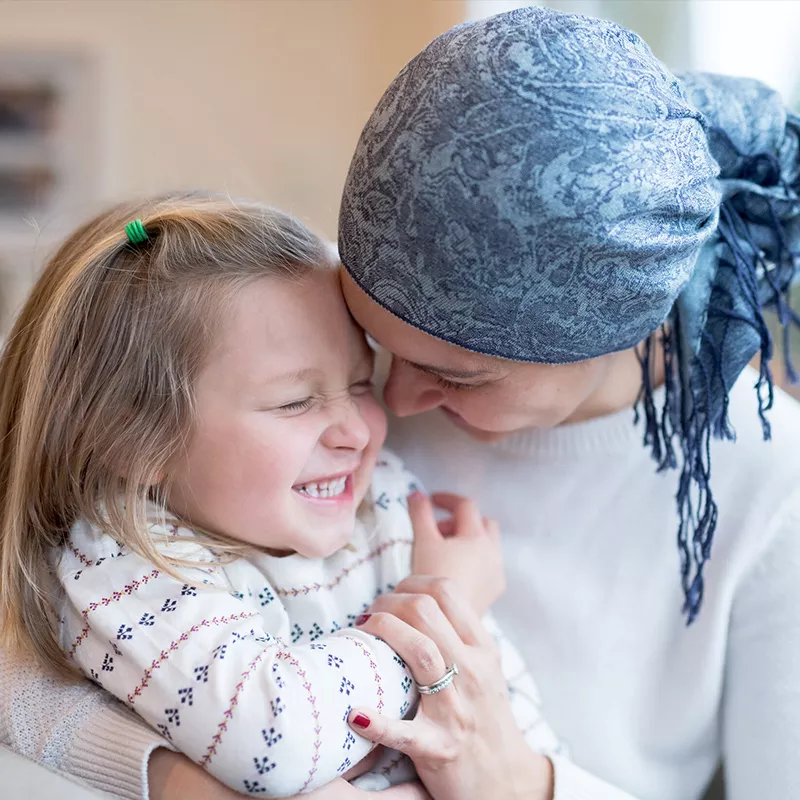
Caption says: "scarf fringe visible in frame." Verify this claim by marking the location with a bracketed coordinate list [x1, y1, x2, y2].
[636, 134, 799, 624]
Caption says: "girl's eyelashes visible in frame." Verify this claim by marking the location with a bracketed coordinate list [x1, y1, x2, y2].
[277, 397, 314, 413]
[274, 379, 372, 412]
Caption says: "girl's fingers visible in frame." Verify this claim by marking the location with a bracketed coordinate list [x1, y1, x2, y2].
[429, 492, 483, 538]
[356, 611, 450, 690]
[368, 591, 466, 664]
[391, 575, 490, 647]
[437, 518, 456, 537]
[407, 491, 441, 541]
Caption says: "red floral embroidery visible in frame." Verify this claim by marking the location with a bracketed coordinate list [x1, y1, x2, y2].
[127, 611, 259, 705]
[68, 569, 161, 657]
[343, 636, 385, 712]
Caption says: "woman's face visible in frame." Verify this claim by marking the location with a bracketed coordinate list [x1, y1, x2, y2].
[341, 269, 641, 441]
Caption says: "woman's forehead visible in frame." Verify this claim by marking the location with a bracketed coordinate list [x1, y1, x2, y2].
[340, 267, 500, 375]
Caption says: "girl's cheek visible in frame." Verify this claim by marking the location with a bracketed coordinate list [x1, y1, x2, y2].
[359, 395, 388, 450]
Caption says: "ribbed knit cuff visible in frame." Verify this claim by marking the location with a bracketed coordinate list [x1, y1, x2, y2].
[551, 756, 637, 800]
[64, 703, 175, 800]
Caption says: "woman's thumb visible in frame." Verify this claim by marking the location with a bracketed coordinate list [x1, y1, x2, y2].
[348, 709, 420, 758]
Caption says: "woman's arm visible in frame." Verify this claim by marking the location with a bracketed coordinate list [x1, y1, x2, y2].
[722, 498, 800, 799]
[0, 645, 170, 800]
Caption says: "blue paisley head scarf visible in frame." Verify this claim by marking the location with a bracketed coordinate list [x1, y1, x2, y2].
[338, 7, 800, 622]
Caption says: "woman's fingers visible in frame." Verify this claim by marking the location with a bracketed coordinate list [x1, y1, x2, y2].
[368, 591, 466, 663]
[348, 709, 445, 764]
[390, 575, 490, 647]
[356, 611, 450, 690]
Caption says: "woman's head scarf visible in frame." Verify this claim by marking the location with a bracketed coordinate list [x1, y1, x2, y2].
[338, 7, 800, 622]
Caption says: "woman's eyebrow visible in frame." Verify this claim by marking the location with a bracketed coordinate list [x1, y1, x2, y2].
[405, 360, 493, 380]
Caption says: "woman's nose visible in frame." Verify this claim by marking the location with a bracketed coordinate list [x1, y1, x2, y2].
[383, 358, 444, 417]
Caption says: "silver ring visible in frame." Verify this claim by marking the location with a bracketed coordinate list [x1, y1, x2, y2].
[416, 663, 459, 695]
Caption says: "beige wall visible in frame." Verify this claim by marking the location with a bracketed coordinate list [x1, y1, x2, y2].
[0, 0, 466, 243]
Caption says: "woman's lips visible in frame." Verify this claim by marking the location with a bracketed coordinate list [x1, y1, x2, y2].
[441, 406, 470, 429]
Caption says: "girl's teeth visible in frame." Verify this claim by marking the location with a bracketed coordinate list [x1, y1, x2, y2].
[297, 476, 347, 498]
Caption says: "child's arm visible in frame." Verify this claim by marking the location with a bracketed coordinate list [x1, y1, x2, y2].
[59, 552, 415, 798]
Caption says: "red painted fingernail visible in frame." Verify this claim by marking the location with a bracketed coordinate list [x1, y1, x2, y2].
[351, 713, 371, 729]
[355, 614, 371, 625]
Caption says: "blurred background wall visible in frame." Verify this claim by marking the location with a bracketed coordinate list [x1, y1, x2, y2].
[0, 0, 798, 400]
[0, 0, 464, 311]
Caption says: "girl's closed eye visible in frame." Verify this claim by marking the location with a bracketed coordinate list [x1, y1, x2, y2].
[277, 397, 315, 413]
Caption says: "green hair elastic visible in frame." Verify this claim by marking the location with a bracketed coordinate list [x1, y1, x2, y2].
[125, 219, 149, 245]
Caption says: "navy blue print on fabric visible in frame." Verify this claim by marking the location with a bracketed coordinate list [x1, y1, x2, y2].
[116, 624, 133, 640]
[262, 727, 283, 747]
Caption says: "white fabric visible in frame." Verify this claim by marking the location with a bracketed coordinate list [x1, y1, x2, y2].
[386, 367, 800, 800]
[0, 644, 168, 800]
[53, 450, 560, 797]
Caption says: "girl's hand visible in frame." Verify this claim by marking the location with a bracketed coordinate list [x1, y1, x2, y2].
[409, 492, 505, 615]
[348, 576, 554, 800]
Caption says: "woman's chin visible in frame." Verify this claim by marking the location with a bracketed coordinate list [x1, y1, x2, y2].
[440, 407, 510, 442]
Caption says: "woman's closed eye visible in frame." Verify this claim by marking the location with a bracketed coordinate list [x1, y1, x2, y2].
[433, 374, 482, 392]
[350, 378, 374, 396]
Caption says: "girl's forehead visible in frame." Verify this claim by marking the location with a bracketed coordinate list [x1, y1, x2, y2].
[203, 271, 367, 384]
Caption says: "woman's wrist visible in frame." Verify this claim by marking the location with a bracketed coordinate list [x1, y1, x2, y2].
[532, 754, 555, 800]
[511, 747, 554, 800]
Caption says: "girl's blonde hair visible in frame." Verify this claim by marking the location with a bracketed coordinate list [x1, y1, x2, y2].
[0, 191, 331, 676]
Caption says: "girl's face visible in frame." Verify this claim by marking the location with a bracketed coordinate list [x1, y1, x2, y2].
[341, 269, 642, 440]
[167, 269, 387, 558]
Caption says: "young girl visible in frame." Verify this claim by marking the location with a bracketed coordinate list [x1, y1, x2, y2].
[0, 193, 561, 797]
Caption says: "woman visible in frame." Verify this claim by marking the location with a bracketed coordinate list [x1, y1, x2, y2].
[3, 7, 800, 800]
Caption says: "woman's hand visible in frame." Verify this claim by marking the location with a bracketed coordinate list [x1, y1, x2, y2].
[409, 492, 505, 615]
[347, 576, 554, 800]
[304, 778, 432, 799]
